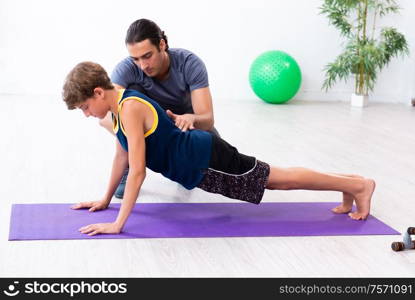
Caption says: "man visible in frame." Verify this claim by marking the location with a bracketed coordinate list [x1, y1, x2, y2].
[100, 19, 218, 198]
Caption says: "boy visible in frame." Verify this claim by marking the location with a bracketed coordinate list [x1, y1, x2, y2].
[63, 62, 376, 236]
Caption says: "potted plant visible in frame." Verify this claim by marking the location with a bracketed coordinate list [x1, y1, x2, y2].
[320, 0, 409, 107]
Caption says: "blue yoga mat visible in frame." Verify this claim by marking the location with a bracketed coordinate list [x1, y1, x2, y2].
[8, 202, 399, 240]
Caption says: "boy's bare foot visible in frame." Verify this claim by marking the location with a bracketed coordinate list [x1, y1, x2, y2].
[349, 178, 376, 220]
[331, 174, 364, 214]
[332, 193, 354, 214]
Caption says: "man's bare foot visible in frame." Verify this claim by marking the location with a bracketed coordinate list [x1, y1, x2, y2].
[331, 174, 364, 214]
[349, 178, 376, 220]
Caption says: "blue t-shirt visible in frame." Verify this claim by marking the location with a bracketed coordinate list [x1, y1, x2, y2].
[111, 48, 209, 115]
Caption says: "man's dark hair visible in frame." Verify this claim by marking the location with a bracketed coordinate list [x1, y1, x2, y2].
[125, 19, 169, 51]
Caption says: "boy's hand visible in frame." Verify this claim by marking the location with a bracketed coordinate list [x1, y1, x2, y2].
[79, 222, 121, 236]
[71, 200, 109, 212]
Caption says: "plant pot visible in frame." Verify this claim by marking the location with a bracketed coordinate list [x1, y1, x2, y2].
[351, 93, 368, 107]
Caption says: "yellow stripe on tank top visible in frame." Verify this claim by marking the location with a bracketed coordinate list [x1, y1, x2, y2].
[112, 89, 125, 134]
[117, 96, 159, 138]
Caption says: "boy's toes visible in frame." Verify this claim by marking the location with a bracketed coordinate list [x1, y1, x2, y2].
[348, 212, 368, 220]
[331, 207, 341, 213]
[332, 205, 352, 214]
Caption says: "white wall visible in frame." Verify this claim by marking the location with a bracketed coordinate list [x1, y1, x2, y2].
[0, 0, 414, 103]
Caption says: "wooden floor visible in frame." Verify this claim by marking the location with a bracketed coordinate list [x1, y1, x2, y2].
[1, 95, 414, 277]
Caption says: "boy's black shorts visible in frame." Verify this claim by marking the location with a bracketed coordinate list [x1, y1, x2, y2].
[197, 135, 270, 204]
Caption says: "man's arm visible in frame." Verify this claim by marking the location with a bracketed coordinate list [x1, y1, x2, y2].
[166, 86, 214, 131]
[190, 87, 214, 130]
[113, 83, 125, 89]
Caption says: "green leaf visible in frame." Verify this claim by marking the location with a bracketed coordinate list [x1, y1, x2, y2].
[320, 0, 409, 94]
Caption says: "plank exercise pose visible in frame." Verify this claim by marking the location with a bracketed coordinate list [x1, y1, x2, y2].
[62, 62, 376, 236]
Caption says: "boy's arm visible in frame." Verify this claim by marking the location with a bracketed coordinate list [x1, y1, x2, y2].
[71, 139, 128, 212]
[113, 101, 147, 231]
[78, 102, 147, 236]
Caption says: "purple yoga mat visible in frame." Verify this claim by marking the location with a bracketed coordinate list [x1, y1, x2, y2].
[8, 202, 398, 240]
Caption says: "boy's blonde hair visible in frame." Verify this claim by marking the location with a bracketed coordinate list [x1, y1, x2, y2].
[62, 61, 114, 110]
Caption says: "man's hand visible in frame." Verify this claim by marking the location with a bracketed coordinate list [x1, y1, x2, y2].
[71, 200, 109, 212]
[78, 222, 122, 236]
[166, 110, 196, 132]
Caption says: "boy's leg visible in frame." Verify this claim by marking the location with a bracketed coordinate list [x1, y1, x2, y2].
[266, 167, 375, 220]
[329, 174, 363, 214]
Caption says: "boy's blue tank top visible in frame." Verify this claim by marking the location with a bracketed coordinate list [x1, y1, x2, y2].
[112, 89, 212, 189]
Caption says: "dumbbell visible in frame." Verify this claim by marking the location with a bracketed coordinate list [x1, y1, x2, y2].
[391, 227, 415, 251]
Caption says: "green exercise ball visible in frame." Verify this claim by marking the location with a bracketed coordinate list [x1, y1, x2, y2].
[249, 50, 302, 104]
